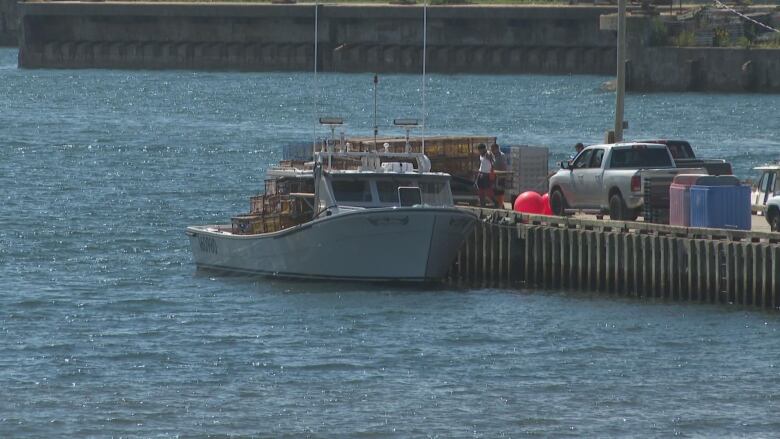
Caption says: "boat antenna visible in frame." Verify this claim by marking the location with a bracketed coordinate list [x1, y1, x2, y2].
[312, 0, 319, 157]
[373, 74, 378, 152]
[421, 0, 427, 155]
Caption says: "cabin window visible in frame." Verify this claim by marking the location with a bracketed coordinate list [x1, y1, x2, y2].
[572, 150, 593, 169]
[589, 149, 605, 168]
[376, 180, 415, 203]
[419, 181, 452, 206]
[332, 180, 372, 203]
[399, 187, 422, 207]
[610, 148, 672, 168]
[759, 173, 776, 197]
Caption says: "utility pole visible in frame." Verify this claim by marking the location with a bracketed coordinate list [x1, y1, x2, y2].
[614, 0, 627, 142]
[373, 74, 378, 152]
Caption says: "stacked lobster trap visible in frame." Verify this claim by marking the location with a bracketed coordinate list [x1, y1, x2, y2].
[231, 177, 315, 235]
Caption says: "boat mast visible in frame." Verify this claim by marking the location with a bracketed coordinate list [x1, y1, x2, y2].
[312, 0, 319, 157]
[421, 0, 427, 155]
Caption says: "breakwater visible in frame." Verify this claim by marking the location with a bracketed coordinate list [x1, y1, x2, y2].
[452, 207, 780, 310]
[0, 0, 17, 46]
[627, 46, 780, 93]
[18, 2, 617, 74]
[598, 13, 780, 93]
[18, 2, 780, 92]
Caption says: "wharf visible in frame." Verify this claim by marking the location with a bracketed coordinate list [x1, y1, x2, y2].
[451, 207, 780, 310]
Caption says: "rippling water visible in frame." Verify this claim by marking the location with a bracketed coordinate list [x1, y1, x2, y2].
[1, 47, 779, 437]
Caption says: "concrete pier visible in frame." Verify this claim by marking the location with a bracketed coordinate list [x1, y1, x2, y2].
[451, 207, 780, 310]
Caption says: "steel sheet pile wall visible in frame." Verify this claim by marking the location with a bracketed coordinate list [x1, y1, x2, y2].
[451, 208, 780, 310]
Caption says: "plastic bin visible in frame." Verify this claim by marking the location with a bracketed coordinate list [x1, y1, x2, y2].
[669, 174, 740, 226]
[689, 184, 751, 230]
[669, 174, 708, 226]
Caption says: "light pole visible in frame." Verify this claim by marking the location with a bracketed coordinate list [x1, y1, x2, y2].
[614, 0, 627, 142]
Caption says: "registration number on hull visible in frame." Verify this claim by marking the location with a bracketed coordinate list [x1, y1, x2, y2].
[198, 235, 218, 255]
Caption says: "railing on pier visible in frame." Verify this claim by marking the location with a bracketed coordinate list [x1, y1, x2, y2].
[450, 207, 780, 310]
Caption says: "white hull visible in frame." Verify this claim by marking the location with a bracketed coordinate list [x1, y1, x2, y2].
[187, 207, 477, 282]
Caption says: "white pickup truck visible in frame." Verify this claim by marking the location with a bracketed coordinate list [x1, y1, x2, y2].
[548, 142, 693, 221]
[750, 164, 780, 232]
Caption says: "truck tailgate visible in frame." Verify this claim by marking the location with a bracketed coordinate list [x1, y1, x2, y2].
[642, 168, 706, 223]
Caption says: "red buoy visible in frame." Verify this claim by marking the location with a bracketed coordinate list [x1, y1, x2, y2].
[540, 193, 553, 215]
[513, 191, 544, 214]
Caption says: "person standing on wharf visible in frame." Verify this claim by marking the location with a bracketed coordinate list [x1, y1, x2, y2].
[475, 143, 494, 207]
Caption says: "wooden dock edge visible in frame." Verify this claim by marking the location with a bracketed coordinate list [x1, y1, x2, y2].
[449, 207, 780, 310]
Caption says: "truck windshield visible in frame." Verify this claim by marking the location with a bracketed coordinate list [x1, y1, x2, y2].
[610, 148, 672, 169]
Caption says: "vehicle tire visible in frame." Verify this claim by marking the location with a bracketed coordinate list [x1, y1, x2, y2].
[550, 189, 567, 216]
[609, 194, 628, 221]
[769, 209, 780, 232]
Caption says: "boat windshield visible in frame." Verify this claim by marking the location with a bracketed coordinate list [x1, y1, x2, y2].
[331, 180, 372, 203]
[418, 180, 451, 206]
[376, 179, 416, 203]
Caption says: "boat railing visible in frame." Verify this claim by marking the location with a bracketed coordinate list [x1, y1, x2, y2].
[315, 150, 432, 173]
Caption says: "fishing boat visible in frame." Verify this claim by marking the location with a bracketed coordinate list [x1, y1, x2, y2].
[186, 130, 478, 282]
[186, 2, 480, 281]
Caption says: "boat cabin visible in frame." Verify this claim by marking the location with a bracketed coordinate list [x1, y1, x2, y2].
[318, 171, 454, 213]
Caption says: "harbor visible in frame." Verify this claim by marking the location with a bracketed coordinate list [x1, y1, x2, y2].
[1, 28, 780, 436]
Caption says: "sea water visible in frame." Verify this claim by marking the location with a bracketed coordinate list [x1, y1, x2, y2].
[1, 47, 780, 437]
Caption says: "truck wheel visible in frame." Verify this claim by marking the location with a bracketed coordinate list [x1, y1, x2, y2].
[550, 189, 567, 216]
[609, 194, 628, 221]
[769, 209, 780, 232]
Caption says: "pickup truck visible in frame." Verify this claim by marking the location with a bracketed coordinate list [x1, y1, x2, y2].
[635, 139, 732, 176]
[548, 142, 698, 221]
[751, 164, 780, 232]
[752, 164, 779, 207]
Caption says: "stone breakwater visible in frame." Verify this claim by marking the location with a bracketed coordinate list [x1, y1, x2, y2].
[18, 2, 618, 74]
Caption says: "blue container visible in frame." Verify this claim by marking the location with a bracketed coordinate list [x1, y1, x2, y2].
[670, 174, 741, 227]
[689, 184, 751, 230]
